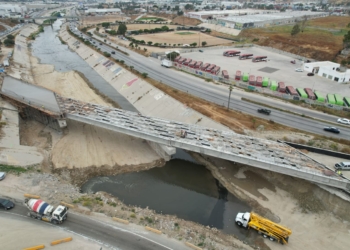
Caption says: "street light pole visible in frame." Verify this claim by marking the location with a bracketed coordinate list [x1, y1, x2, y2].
[227, 84, 233, 110]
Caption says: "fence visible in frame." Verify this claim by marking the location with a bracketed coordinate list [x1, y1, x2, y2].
[173, 63, 350, 111]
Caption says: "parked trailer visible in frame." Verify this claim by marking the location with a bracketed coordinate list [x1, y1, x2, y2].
[314, 91, 325, 102]
[256, 76, 263, 87]
[223, 50, 241, 57]
[183, 58, 192, 66]
[304, 88, 316, 100]
[201, 63, 210, 71]
[174, 56, 181, 62]
[178, 58, 186, 64]
[327, 94, 336, 104]
[194, 61, 203, 69]
[252, 56, 267, 62]
[277, 82, 285, 93]
[242, 73, 249, 82]
[334, 94, 344, 106]
[211, 66, 220, 75]
[222, 70, 229, 79]
[239, 54, 253, 60]
[262, 77, 269, 87]
[235, 212, 292, 245]
[189, 60, 197, 68]
[161, 59, 172, 68]
[296, 88, 308, 98]
[205, 64, 216, 72]
[344, 97, 350, 107]
[249, 75, 256, 85]
[270, 81, 278, 91]
[286, 86, 298, 96]
[235, 70, 241, 80]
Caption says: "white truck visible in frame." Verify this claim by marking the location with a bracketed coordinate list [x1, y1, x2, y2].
[161, 59, 172, 68]
[24, 198, 68, 224]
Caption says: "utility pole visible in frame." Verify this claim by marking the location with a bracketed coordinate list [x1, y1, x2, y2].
[227, 84, 233, 110]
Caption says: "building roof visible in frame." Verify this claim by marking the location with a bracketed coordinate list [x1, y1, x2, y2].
[85, 8, 121, 13]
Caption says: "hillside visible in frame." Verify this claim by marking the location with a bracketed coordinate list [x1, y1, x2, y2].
[172, 16, 202, 26]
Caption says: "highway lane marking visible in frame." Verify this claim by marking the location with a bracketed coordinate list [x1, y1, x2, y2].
[69, 212, 175, 250]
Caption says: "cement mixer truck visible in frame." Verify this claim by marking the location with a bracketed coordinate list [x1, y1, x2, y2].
[235, 212, 292, 245]
[24, 198, 68, 224]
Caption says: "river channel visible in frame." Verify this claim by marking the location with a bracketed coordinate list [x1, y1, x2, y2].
[32, 20, 251, 238]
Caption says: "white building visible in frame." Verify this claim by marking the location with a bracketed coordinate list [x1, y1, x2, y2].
[304, 61, 350, 83]
[0, 4, 27, 17]
[85, 8, 121, 14]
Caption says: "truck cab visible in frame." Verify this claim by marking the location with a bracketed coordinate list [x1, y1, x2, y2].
[235, 212, 250, 227]
[53, 205, 68, 221]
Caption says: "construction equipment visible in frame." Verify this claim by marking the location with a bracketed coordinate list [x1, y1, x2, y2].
[235, 212, 292, 244]
[24, 198, 68, 224]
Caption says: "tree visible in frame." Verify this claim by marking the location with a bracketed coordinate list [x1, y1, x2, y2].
[117, 23, 127, 35]
[7, 34, 14, 40]
[142, 73, 148, 78]
[166, 51, 179, 61]
[147, 41, 153, 45]
[96, 27, 100, 32]
[103, 52, 111, 57]
[184, 4, 194, 10]
[291, 24, 300, 36]
[177, 11, 184, 16]
[102, 22, 110, 28]
[4, 39, 14, 46]
[201, 41, 207, 46]
[300, 15, 308, 32]
[344, 30, 350, 48]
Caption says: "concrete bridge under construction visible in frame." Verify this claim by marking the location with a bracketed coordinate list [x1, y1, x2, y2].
[1, 76, 350, 192]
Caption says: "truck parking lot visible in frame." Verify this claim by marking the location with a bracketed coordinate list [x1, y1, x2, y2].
[181, 47, 349, 97]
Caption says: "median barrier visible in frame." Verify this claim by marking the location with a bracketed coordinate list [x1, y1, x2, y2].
[112, 217, 129, 225]
[50, 237, 73, 246]
[60, 201, 74, 208]
[145, 226, 162, 235]
[185, 242, 203, 250]
[24, 194, 40, 199]
[23, 245, 45, 250]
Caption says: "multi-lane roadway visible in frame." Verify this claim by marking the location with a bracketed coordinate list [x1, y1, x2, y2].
[68, 23, 350, 139]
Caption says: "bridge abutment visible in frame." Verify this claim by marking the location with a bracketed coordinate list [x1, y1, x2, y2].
[147, 141, 176, 161]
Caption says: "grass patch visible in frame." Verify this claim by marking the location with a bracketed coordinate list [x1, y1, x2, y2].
[0, 164, 28, 174]
[175, 32, 195, 35]
[73, 196, 104, 207]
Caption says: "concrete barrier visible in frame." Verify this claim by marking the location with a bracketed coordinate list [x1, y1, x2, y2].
[112, 217, 129, 225]
[50, 237, 73, 246]
[23, 245, 45, 250]
[185, 242, 203, 250]
[145, 226, 162, 235]
[60, 201, 74, 208]
[24, 194, 40, 199]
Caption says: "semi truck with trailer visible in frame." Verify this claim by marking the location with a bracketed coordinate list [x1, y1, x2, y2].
[235, 212, 292, 245]
[235, 70, 241, 80]
[24, 198, 68, 224]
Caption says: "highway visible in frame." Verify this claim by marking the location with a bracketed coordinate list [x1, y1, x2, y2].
[67, 22, 350, 140]
[0, 200, 188, 250]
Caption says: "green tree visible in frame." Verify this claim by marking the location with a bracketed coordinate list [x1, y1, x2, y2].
[177, 11, 184, 16]
[103, 52, 111, 57]
[102, 22, 110, 28]
[117, 23, 127, 35]
[166, 51, 179, 61]
[291, 24, 301, 36]
[201, 41, 207, 46]
[147, 41, 153, 45]
[184, 4, 194, 10]
[96, 27, 100, 32]
[4, 39, 14, 46]
[142, 73, 148, 78]
[6, 34, 14, 40]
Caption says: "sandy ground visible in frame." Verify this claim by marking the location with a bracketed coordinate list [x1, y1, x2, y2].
[132, 31, 232, 46]
[81, 15, 125, 26]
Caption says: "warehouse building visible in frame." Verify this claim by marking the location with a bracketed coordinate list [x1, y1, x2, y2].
[216, 11, 328, 30]
[186, 9, 275, 20]
[304, 61, 350, 83]
[85, 8, 121, 15]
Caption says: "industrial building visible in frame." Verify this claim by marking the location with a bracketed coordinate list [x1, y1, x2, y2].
[185, 9, 274, 20]
[85, 8, 121, 15]
[0, 4, 27, 18]
[304, 61, 350, 83]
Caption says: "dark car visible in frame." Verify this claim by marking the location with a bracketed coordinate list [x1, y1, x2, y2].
[99, 43, 102, 45]
[199, 50, 204, 53]
[0, 198, 14, 210]
[323, 127, 340, 134]
[257, 108, 271, 115]
[111, 51, 115, 54]
[307, 73, 314, 76]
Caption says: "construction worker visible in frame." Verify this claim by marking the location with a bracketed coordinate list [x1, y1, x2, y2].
[337, 170, 343, 176]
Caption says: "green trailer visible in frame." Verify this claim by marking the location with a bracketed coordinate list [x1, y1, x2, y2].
[296, 88, 308, 98]
[314, 91, 325, 102]
[327, 94, 336, 105]
[270, 81, 277, 91]
[262, 77, 269, 87]
[334, 94, 344, 106]
[344, 97, 350, 107]
[242, 73, 249, 82]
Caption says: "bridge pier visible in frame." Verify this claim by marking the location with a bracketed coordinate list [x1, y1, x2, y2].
[147, 141, 176, 161]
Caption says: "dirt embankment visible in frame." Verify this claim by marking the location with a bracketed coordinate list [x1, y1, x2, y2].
[172, 16, 202, 26]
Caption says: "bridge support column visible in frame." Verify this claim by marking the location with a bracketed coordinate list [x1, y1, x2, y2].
[147, 141, 176, 161]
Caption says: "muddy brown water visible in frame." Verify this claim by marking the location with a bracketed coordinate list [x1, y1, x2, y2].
[33, 19, 252, 240]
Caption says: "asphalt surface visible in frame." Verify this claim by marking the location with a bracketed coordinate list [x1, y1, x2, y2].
[68, 23, 350, 140]
[0, 199, 187, 250]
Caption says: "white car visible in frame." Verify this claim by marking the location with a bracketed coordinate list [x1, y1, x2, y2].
[295, 68, 303, 72]
[0, 172, 6, 181]
[337, 118, 350, 125]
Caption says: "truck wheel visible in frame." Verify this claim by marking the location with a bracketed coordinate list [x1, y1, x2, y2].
[269, 237, 275, 241]
[236, 222, 242, 227]
[52, 220, 58, 225]
[263, 234, 268, 238]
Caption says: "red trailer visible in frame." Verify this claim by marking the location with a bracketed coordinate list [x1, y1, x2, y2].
[201, 63, 210, 71]
[178, 58, 186, 64]
[278, 82, 286, 93]
[183, 58, 192, 65]
[189, 60, 197, 68]
[286, 86, 298, 96]
[235, 70, 241, 80]
[174, 56, 181, 62]
[205, 64, 216, 72]
[222, 70, 229, 79]
[252, 56, 267, 62]
[223, 50, 241, 57]
[211, 66, 220, 75]
[256, 76, 263, 87]
[249, 75, 256, 85]
[304, 88, 316, 100]
[239, 54, 253, 60]
[194, 61, 203, 69]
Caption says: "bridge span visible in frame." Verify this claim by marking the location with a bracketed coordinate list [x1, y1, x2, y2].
[1, 76, 350, 191]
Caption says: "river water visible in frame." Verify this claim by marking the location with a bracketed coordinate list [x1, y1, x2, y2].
[32, 20, 251, 238]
